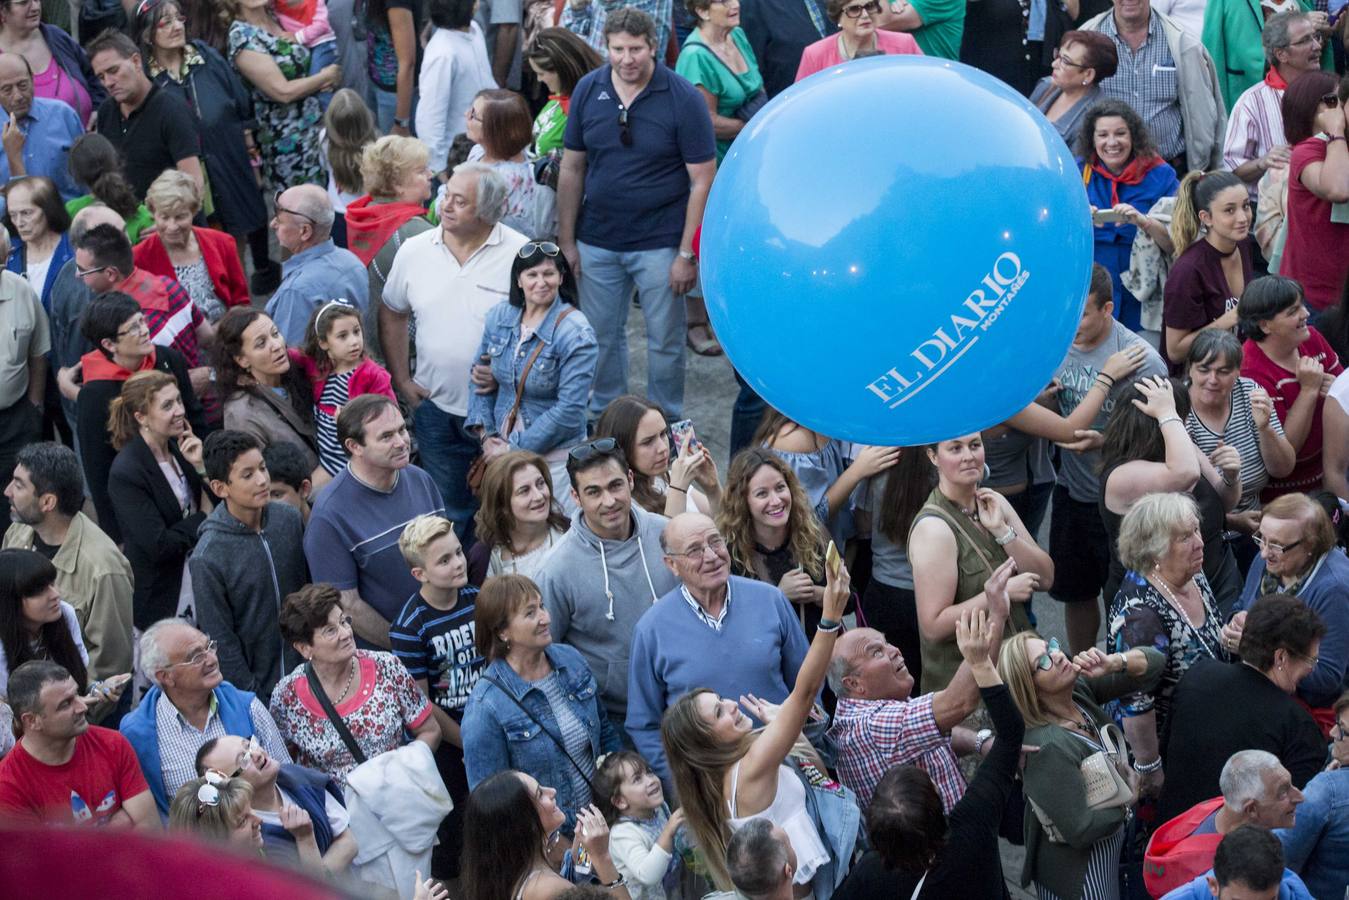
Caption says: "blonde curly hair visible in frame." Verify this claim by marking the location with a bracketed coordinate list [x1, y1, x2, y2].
[360, 134, 430, 199]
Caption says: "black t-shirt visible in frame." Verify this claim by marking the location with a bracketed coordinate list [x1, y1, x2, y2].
[30, 534, 59, 560]
[1161, 237, 1254, 372]
[96, 84, 201, 200]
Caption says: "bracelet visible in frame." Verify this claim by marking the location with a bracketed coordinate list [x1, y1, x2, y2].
[1097, 371, 1116, 385]
[1132, 757, 1163, 774]
[1156, 415, 1182, 428]
[1220, 470, 1235, 487]
[994, 526, 1017, 546]
[668, 485, 687, 494]
[601, 875, 627, 890]
[817, 618, 842, 633]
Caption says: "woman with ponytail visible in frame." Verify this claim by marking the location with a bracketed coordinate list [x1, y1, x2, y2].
[65, 134, 155, 242]
[1161, 170, 1255, 372]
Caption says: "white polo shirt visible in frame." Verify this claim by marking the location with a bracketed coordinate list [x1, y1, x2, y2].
[382, 222, 529, 416]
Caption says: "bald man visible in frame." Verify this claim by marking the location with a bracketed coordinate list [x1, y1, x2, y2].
[626, 512, 813, 787]
[0, 54, 83, 207]
[264, 184, 369, 344]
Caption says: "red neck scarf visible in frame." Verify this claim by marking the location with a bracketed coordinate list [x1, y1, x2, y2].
[1265, 67, 1288, 91]
[1087, 154, 1165, 206]
[343, 195, 428, 267]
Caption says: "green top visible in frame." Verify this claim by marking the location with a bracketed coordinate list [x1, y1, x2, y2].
[1018, 647, 1165, 900]
[910, 487, 1034, 694]
[533, 98, 568, 157]
[66, 194, 156, 245]
[907, 0, 964, 60]
[675, 28, 764, 164]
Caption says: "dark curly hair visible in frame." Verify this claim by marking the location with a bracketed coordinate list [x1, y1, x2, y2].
[1076, 98, 1159, 164]
[1239, 593, 1326, 671]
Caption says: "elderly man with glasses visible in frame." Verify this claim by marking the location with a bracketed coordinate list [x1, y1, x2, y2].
[1277, 692, 1349, 899]
[264, 183, 369, 346]
[1223, 492, 1349, 722]
[625, 510, 812, 788]
[120, 618, 292, 820]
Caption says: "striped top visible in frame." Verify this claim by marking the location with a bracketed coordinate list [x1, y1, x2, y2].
[535, 670, 595, 807]
[315, 370, 353, 476]
[1185, 377, 1285, 512]
[1223, 79, 1285, 202]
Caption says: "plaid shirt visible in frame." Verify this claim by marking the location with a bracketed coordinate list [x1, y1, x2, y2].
[155, 690, 292, 803]
[826, 693, 965, 813]
[118, 267, 205, 367]
[1098, 12, 1184, 161]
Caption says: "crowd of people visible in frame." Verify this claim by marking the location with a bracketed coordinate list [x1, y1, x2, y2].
[0, 0, 1348, 898]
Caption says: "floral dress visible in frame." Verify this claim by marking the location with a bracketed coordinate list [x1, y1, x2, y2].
[1107, 571, 1229, 735]
[268, 650, 433, 783]
[228, 22, 324, 192]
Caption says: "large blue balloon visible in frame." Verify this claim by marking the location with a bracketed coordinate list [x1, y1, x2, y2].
[701, 56, 1093, 446]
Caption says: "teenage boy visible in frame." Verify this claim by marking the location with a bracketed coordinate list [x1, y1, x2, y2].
[191, 431, 307, 701]
[390, 513, 482, 881]
[263, 441, 315, 528]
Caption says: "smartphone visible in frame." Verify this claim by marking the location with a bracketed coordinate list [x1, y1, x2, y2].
[669, 419, 698, 455]
[1092, 209, 1127, 225]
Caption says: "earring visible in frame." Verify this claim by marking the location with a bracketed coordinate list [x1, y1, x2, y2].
[1082, 80, 1089, 85]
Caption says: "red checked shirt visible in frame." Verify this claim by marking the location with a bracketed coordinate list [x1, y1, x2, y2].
[826, 693, 965, 813]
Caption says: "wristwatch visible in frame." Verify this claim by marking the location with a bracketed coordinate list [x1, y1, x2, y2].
[974, 728, 994, 755]
[393, 116, 411, 129]
[678, 249, 696, 262]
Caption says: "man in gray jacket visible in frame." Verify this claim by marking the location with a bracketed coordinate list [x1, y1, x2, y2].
[191, 431, 307, 702]
[538, 438, 678, 725]
[1082, 0, 1225, 173]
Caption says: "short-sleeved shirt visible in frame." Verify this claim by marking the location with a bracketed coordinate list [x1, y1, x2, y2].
[303, 465, 445, 624]
[389, 587, 483, 720]
[0, 269, 50, 409]
[368, 0, 424, 91]
[1185, 377, 1285, 512]
[826, 693, 964, 812]
[1241, 329, 1345, 499]
[563, 62, 716, 251]
[1054, 319, 1168, 502]
[906, 0, 965, 59]
[674, 29, 764, 163]
[268, 650, 433, 783]
[0, 726, 149, 825]
[380, 224, 527, 416]
[1162, 237, 1254, 372]
[1283, 137, 1349, 310]
[95, 85, 201, 200]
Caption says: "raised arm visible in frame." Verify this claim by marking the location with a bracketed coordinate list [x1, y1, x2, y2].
[1103, 376, 1201, 514]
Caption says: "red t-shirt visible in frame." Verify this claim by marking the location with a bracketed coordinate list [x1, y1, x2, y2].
[1282, 137, 1349, 310]
[0, 726, 149, 826]
[1161, 237, 1254, 372]
[1241, 327, 1345, 499]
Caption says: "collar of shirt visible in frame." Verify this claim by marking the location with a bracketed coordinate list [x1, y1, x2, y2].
[680, 580, 731, 632]
[429, 221, 506, 265]
[1102, 9, 1163, 47]
[159, 689, 220, 734]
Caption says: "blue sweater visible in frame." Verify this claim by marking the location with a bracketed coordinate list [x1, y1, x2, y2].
[1161, 868, 1312, 900]
[625, 576, 811, 786]
[1236, 550, 1349, 708]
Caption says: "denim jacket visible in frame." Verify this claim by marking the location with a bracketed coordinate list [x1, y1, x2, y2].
[465, 297, 597, 454]
[1278, 767, 1349, 900]
[787, 755, 863, 897]
[461, 642, 621, 830]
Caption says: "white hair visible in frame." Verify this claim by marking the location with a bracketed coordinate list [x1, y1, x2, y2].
[139, 618, 194, 685]
[1219, 750, 1282, 808]
[452, 161, 508, 226]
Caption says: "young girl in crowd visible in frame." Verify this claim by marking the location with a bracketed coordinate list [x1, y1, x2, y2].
[593, 750, 686, 900]
[272, 0, 338, 108]
[295, 301, 396, 476]
[320, 89, 378, 247]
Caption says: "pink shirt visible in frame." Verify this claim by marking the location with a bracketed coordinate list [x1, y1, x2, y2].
[1283, 137, 1349, 310]
[32, 53, 91, 125]
[274, 0, 335, 47]
[795, 30, 923, 83]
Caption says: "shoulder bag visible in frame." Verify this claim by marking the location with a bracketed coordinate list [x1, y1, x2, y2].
[480, 673, 596, 793]
[1028, 720, 1136, 843]
[305, 661, 368, 766]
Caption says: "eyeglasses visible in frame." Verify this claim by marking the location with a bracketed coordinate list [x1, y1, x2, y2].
[466, 107, 482, 122]
[1288, 648, 1320, 667]
[115, 317, 151, 339]
[166, 639, 218, 668]
[1321, 92, 1341, 108]
[568, 436, 618, 463]
[1053, 47, 1088, 69]
[75, 264, 110, 278]
[1034, 637, 1061, 671]
[841, 1, 881, 17]
[196, 769, 228, 815]
[228, 736, 262, 778]
[1333, 720, 1349, 741]
[618, 108, 633, 148]
[1252, 534, 1303, 555]
[518, 241, 560, 259]
[668, 534, 727, 561]
[317, 614, 354, 641]
[273, 191, 316, 224]
[1288, 31, 1323, 47]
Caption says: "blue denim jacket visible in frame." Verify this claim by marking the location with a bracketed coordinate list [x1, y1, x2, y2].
[461, 642, 621, 830]
[465, 297, 597, 454]
[1278, 767, 1349, 900]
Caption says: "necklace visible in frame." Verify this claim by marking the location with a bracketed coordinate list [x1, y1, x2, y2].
[1056, 701, 1095, 736]
[1150, 572, 1221, 658]
[332, 657, 357, 704]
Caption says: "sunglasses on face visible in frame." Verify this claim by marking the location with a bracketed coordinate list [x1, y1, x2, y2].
[1034, 637, 1061, 671]
[841, 0, 881, 16]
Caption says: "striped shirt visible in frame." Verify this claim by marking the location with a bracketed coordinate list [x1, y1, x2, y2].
[1185, 377, 1286, 512]
[315, 371, 353, 476]
[537, 670, 596, 806]
[155, 690, 292, 803]
[1224, 79, 1286, 201]
[1097, 12, 1184, 161]
[389, 586, 482, 718]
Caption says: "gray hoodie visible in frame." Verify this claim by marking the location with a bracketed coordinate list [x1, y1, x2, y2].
[539, 503, 678, 719]
[190, 501, 307, 701]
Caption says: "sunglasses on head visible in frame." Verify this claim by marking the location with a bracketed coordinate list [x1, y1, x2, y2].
[568, 436, 617, 463]
[196, 769, 228, 815]
[518, 241, 560, 259]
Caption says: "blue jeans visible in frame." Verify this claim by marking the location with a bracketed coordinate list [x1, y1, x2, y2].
[308, 40, 337, 110]
[412, 402, 480, 545]
[577, 241, 685, 419]
[730, 369, 767, 455]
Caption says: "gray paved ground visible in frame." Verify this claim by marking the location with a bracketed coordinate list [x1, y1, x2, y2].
[625, 310, 1073, 898]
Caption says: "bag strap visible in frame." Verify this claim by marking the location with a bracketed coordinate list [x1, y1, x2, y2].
[481, 673, 595, 791]
[917, 502, 999, 576]
[502, 306, 576, 437]
[305, 662, 367, 766]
